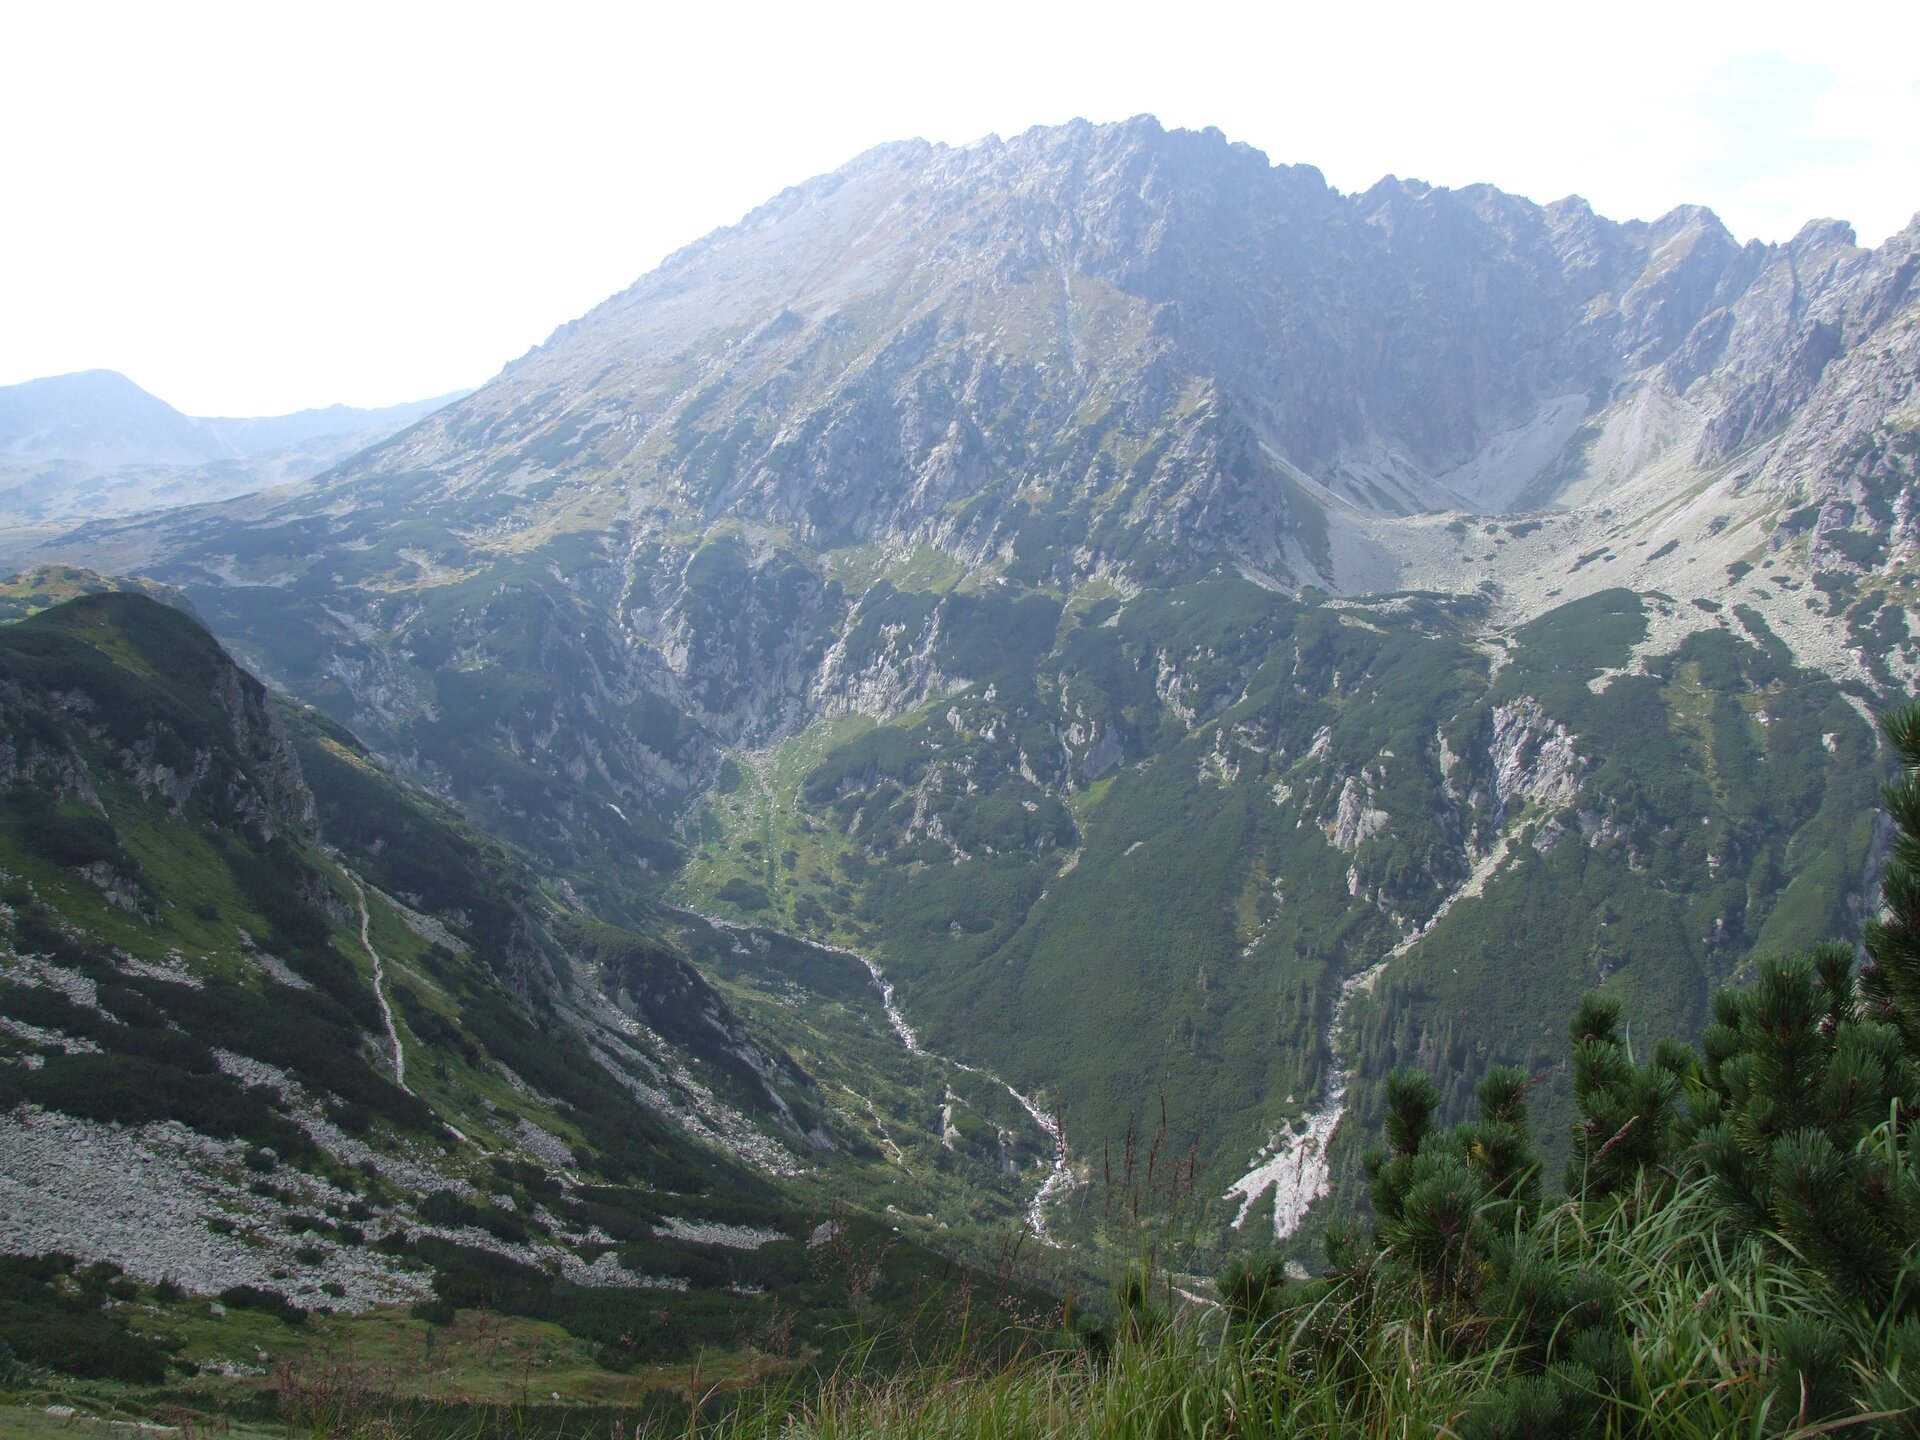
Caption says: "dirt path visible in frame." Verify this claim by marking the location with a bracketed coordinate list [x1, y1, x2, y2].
[343, 869, 410, 1094]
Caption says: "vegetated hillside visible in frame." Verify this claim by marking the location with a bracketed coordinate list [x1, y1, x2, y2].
[4, 117, 1915, 1247]
[0, 593, 1047, 1401]
[689, 579, 1883, 1251]
[710, 706, 1920, 1439]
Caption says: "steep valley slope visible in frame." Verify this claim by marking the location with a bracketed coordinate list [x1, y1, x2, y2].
[0, 592, 1055, 1390]
[5, 115, 1916, 1254]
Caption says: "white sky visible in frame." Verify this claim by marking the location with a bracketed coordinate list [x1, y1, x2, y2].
[3, 0, 1917, 417]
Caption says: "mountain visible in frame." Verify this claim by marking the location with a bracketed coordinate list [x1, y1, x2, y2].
[0, 371, 470, 526]
[5, 116, 1915, 1253]
[0, 370, 468, 468]
[0, 370, 227, 469]
[0, 591, 1061, 1403]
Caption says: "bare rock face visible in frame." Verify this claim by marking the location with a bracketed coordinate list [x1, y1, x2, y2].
[1329, 775, 1390, 853]
[1744, 221, 1920, 513]
[1488, 697, 1588, 815]
[287, 121, 1897, 561]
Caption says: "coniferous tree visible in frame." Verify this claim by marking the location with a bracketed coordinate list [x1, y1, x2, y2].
[1396, 701, 1920, 1433]
[1863, 702, 1920, 1045]
[1564, 991, 1679, 1199]
[1225, 704, 1920, 1435]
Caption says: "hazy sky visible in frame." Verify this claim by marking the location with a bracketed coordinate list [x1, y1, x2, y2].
[4, 0, 1917, 417]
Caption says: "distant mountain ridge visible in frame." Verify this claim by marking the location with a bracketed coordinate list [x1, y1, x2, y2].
[0, 370, 223, 468]
[0, 369, 468, 466]
[0, 370, 470, 525]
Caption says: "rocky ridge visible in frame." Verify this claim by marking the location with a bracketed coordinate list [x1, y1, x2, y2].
[6, 120, 1910, 848]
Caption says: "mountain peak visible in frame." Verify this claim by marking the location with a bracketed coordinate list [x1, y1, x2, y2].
[207, 117, 1913, 579]
[15, 368, 154, 397]
[0, 368, 220, 467]
[6, 123, 1914, 1281]
[1786, 216, 1860, 253]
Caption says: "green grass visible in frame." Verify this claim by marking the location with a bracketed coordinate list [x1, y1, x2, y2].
[0, 1299, 753, 1437]
[670, 714, 879, 939]
[702, 1178, 1911, 1439]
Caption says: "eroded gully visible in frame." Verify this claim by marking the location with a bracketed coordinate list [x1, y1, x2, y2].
[1224, 834, 1515, 1240]
[845, 946, 1072, 1245]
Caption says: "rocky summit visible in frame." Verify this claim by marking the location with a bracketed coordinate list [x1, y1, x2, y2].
[4, 116, 1917, 1285]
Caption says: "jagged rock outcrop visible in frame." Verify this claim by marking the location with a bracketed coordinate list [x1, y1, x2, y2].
[1487, 697, 1588, 815]
[1329, 774, 1390, 853]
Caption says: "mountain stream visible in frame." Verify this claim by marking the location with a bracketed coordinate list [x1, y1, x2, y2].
[693, 749, 1071, 1241]
[840, 944, 1072, 1244]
